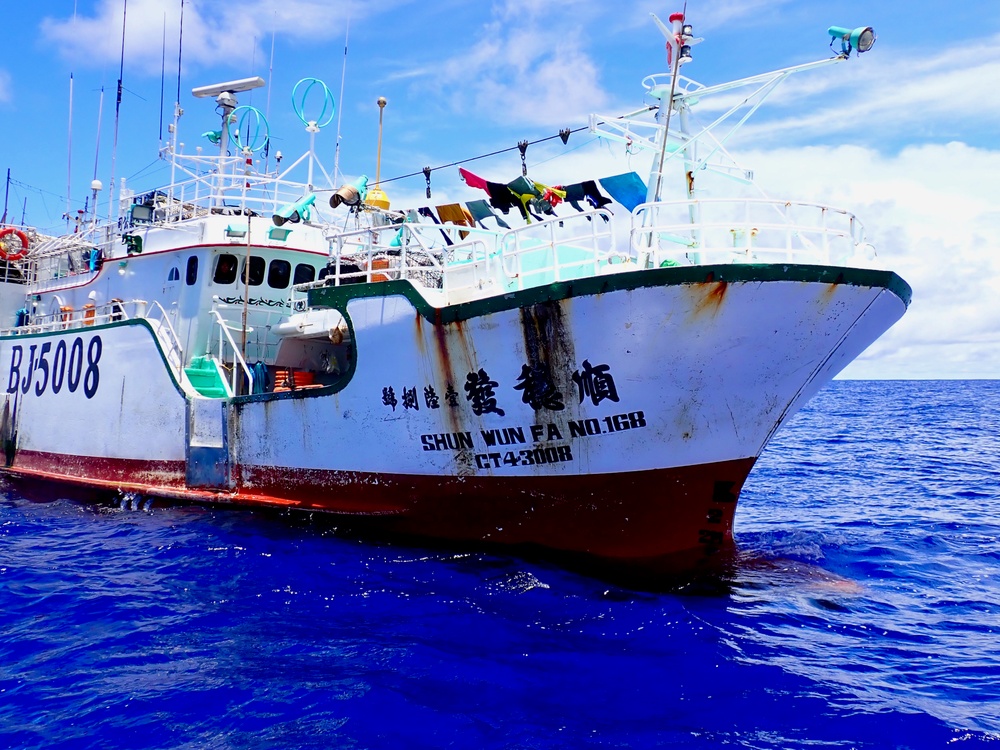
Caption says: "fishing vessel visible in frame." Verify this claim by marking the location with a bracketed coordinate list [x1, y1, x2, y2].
[0, 16, 907, 573]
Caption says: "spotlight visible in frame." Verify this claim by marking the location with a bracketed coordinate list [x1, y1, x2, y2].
[329, 176, 370, 209]
[828, 25, 876, 56]
[272, 193, 316, 226]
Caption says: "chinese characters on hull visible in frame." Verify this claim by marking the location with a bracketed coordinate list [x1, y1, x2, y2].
[381, 359, 619, 416]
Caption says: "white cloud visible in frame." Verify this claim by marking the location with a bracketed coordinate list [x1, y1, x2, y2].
[422, 2, 609, 127]
[0, 70, 10, 104]
[741, 142, 1000, 378]
[612, 0, 797, 34]
[39, 0, 376, 75]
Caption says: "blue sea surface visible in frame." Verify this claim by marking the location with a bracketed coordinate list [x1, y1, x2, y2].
[1, 381, 998, 748]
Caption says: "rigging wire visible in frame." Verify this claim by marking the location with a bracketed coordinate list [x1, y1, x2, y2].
[376, 106, 654, 187]
[377, 125, 590, 185]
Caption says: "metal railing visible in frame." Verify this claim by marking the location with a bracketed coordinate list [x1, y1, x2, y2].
[207, 309, 255, 395]
[144, 300, 185, 372]
[630, 198, 866, 267]
[497, 209, 617, 291]
[304, 209, 621, 303]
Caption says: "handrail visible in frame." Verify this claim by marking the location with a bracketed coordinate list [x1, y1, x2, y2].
[143, 300, 185, 371]
[497, 209, 616, 290]
[631, 198, 865, 267]
[208, 308, 254, 395]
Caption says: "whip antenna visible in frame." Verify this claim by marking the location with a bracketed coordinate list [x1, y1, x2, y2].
[66, 73, 74, 225]
[333, 16, 350, 185]
[108, 0, 128, 224]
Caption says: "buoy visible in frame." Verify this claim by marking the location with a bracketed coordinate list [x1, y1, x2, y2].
[0, 227, 30, 261]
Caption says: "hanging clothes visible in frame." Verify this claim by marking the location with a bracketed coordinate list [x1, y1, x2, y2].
[466, 200, 511, 230]
[417, 206, 454, 245]
[486, 181, 527, 221]
[598, 172, 648, 212]
[532, 181, 567, 210]
[458, 167, 489, 191]
[435, 203, 475, 228]
[563, 180, 612, 212]
[507, 176, 548, 223]
[435, 204, 476, 239]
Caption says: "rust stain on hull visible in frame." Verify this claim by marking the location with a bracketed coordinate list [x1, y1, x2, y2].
[692, 280, 729, 316]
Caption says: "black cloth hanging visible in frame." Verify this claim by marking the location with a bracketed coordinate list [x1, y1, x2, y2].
[563, 180, 612, 212]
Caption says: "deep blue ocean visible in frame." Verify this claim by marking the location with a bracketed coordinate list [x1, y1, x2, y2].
[1, 380, 998, 749]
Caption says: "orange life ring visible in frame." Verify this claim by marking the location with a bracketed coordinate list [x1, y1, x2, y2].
[0, 227, 29, 261]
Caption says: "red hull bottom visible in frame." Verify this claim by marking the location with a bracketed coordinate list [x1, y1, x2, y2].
[5, 451, 756, 571]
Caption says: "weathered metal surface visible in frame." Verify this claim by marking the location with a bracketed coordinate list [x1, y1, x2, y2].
[186, 399, 231, 489]
[0, 270, 909, 565]
[0, 322, 188, 484]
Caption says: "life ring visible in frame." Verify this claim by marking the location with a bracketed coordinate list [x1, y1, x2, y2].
[0, 228, 29, 261]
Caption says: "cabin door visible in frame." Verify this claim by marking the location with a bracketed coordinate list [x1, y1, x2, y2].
[162, 261, 182, 330]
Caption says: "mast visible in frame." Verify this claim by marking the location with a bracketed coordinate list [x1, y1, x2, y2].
[650, 10, 694, 204]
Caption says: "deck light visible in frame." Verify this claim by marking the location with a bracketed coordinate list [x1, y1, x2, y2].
[272, 193, 317, 226]
[329, 176, 370, 209]
[828, 25, 876, 56]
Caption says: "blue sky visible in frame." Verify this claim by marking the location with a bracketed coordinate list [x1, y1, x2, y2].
[1, 1, 999, 378]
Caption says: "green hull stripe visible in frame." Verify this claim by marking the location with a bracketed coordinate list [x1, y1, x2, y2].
[308, 263, 912, 324]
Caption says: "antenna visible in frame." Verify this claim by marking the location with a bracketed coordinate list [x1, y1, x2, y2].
[66, 0, 76, 224]
[264, 25, 276, 171]
[159, 12, 166, 145]
[169, 0, 185, 205]
[191, 77, 266, 99]
[333, 17, 350, 185]
[192, 77, 265, 165]
[66, 73, 74, 226]
[91, 86, 105, 227]
[108, 0, 128, 225]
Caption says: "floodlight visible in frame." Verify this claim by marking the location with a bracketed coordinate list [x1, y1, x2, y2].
[329, 176, 370, 209]
[272, 194, 317, 226]
[851, 26, 876, 53]
[828, 25, 876, 56]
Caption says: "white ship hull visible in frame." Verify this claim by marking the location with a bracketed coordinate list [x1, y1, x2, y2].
[0, 264, 909, 569]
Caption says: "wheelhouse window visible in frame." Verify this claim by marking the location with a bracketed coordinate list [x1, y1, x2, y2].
[186, 256, 199, 285]
[293, 263, 316, 285]
[243, 256, 265, 286]
[268, 259, 291, 289]
[214, 253, 238, 285]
